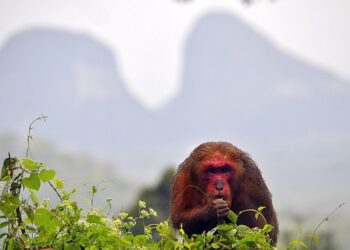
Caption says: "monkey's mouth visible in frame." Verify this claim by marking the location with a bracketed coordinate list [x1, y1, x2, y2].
[208, 194, 225, 200]
[214, 194, 225, 200]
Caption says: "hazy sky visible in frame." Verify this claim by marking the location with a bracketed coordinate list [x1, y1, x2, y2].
[1, 0, 349, 108]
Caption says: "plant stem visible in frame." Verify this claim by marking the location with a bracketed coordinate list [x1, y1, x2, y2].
[237, 209, 267, 225]
[26, 115, 47, 158]
[48, 181, 63, 202]
[310, 202, 345, 250]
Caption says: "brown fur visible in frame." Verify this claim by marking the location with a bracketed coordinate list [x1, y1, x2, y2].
[170, 141, 278, 244]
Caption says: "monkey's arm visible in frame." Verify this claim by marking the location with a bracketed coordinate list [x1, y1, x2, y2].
[173, 199, 230, 235]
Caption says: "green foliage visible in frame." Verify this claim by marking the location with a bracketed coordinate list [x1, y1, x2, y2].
[0, 154, 279, 249]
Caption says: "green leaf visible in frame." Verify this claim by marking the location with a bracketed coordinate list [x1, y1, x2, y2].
[7, 238, 16, 250]
[183, 242, 191, 249]
[261, 224, 273, 234]
[134, 234, 147, 244]
[237, 224, 252, 233]
[0, 194, 19, 216]
[54, 177, 64, 189]
[0, 233, 7, 240]
[34, 208, 51, 225]
[289, 240, 308, 248]
[29, 189, 39, 205]
[1, 157, 17, 180]
[21, 158, 38, 171]
[211, 242, 221, 249]
[255, 212, 259, 220]
[307, 232, 320, 244]
[39, 169, 56, 182]
[22, 173, 41, 190]
[0, 221, 8, 229]
[89, 185, 97, 195]
[217, 224, 234, 232]
[24, 207, 35, 222]
[86, 214, 101, 224]
[227, 210, 237, 223]
[227, 228, 237, 239]
[257, 206, 266, 212]
[34, 208, 60, 232]
[207, 227, 217, 237]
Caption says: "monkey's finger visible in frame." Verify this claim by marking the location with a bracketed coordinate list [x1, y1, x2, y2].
[217, 206, 229, 214]
[217, 209, 229, 218]
[213, 199, 228, 206]
[215, 202, 229, 209]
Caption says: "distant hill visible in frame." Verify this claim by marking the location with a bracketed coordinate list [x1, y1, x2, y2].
[159, 13, 350, 142]
[1, 15, 349, 150]
[0, 29, 148, 148]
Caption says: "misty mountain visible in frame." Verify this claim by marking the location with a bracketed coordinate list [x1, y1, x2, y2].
[159, 13, 350, 142]
[0, 29, 149, 148]
[1, 14, 349, 149]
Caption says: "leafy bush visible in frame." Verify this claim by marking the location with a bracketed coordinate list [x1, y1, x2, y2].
[0, 153, 277, 249]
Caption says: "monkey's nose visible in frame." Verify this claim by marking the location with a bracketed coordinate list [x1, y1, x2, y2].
[215, 180, 224, 191]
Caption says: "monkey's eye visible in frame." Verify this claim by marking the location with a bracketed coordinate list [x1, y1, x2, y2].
[221, 166, 231, 173]
[206, 167, 217, 174]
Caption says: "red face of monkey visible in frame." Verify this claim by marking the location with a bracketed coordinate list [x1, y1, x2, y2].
[198, 152, 238, 206]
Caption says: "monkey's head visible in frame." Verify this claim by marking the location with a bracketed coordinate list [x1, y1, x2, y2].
[187, 142, 245, 207]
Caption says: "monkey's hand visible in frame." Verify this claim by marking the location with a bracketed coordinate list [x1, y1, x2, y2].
[213, 198, 230, 219]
